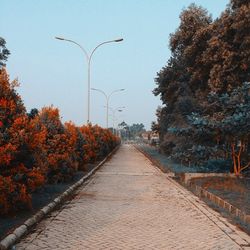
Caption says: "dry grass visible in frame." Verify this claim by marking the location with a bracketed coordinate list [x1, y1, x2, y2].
[191, 176, 250, 214]
[198, 177, 246, 194]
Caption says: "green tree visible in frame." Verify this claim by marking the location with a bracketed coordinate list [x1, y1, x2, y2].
[185, 82, 250, 175]
[153, 4, 212, 155]
[0, 37, 10, 67]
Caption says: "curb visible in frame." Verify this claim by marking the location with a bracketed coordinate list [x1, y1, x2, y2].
[0, 145, 120, 250]
[187, 181, 250, 226]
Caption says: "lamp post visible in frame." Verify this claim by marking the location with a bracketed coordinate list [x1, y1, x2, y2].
[55, 36, 123, 124]
[106, 106, 125, 134]
[111, 107, 124, 135]
[91, 88, 125, 128]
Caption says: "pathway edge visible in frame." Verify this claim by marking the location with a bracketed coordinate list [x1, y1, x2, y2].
[0, 145, 120, 250]
[134, 144, 250, 248]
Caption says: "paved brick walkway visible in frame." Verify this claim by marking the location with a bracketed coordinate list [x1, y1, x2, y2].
[16, 145, 250, 249]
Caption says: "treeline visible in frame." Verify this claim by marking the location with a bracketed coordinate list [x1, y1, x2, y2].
[0, 68, 119, 215]
[118, 121, 146, 140]
[153, 0, 250, 174]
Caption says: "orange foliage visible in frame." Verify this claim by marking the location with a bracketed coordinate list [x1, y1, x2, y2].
[0, 176, 31, 215]
[0, 68, 120, 215]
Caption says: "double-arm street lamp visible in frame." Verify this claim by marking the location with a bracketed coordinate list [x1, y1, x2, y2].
[55, 36, 123, 124]
[91, 88, 125, 128]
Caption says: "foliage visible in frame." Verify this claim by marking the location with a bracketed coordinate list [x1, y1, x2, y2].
[0, 68, 45, 214]
[0, 68, 120, 215]
[167, 82, 250, 174]
[118, 122, 146, 140]
[187, 83, 250, 175]
[36, 107, 76, 183]
[153, 4, 212, 159]
[153, 2, 250, 174]
[27, 108, 39, 119]
[80, 124, 119, 162]
[0, 37, 10, 67]
[151, 106, 161, 134]
[204, 2, 250, 93]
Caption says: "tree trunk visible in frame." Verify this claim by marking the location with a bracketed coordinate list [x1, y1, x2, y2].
[231, 143, 238, 175]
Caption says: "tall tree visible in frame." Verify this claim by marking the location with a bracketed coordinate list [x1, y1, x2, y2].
[154, 1, 250, 168]
[154, 4, 212, 154]
[0, 69, 45, 214]
[203, 0, 250, 93]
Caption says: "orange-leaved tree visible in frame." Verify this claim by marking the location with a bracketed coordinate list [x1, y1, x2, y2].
[65, 121, 87, 170]
[80, 124, 119, 162]
[38, 107, 79, 183]
[0, 68, 45, 214]
[80, 124, 98, 163]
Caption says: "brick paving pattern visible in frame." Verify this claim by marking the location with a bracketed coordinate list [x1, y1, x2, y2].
[16, 145, 250, 249]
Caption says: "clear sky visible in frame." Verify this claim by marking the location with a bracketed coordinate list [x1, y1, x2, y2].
[1, 0, 229, 129]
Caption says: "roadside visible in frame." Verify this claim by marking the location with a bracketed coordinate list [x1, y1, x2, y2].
[15, 144, 249, 250]
[135, 143, 250, 235]
[1, 167, 86, 240]
[0, 146, 118, 243]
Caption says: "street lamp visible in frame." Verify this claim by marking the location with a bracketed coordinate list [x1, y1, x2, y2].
[110, 107, 124, 135]
[105, 106, 124, 134]
[91, 88, 125, 128]
[55, 36, 123, 124]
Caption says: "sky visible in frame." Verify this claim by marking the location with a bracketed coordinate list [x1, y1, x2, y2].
[1, 0, 229, 129]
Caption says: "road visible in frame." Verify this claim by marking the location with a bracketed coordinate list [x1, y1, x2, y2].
[16, 144, 250, 249]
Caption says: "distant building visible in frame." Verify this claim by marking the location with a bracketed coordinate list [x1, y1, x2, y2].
[141, 131, 151, 141]
[141, 131, 159, 145]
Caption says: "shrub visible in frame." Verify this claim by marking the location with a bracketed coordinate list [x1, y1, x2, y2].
[0, 68, 120, 215]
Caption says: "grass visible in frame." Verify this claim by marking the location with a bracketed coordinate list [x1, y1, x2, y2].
[191, 177, 250, 214]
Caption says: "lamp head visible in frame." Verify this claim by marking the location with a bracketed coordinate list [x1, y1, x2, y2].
[55, 36, 65, 40]
[114, 38, 124, 42]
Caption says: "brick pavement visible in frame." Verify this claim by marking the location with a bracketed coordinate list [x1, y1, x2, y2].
[15, 144, 250, 249]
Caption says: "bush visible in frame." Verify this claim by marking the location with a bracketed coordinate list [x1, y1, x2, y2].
[0, 69, 120, 215]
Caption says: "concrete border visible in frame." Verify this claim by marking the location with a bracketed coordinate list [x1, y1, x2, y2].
[0, 145, 120, 250]
[187, 181, 250, 225]
[179, 172, 236, 184]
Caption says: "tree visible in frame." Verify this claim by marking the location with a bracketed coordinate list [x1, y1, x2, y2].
[151, 121, 159, 134]
[189, 83, 250, 175]
[0, 37, 10, 67]
[65, 122, 86, 170]
[37, 107, 78, 183]
[27, 108, 39, 119]
[230, 0, 249, 9]
[154, 1, 250, 171]
[118, 121, 130, 140]
[151, 106, 162, 134]
[118, 122, 145, 140]
[0, 68, 120, 215]
[153, 4, 212, 155]
[202, 1, 250, 93]
[0, 69, 45, 214]
[129, 123, 145, 138]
